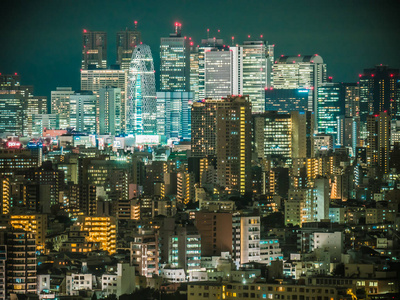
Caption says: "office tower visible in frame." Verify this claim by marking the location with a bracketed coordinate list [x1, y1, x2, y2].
[80, 68, 127, 130]
[197, 39, 234, 99]
[0, 149, 40, 176]
[32, 114, 59, 136]
[75, 216, 117, 254]
[82, 29, 107, 69]
[317, 82, 343, 142]
[160, 23, 190, 92]
[265, 88, 310, 112]
[343, 83, 360, 117]
[126, 44, 156, 135]
[337, 116, 359, 156]
[189, 44, 199, 101]
[366, 112, 390, 175]
[273, 55, 327, 124]
[291, 111, 314, 159]
[216, 95, 252, 195]
[253, 112, 292, 166]
[23, 96, 47, 136]
[99, 87, 122, 135]
[69, 91, 97, 133]
[156, 91, 193, 140]
[359, 65, 400, 118]
[0, 229, 37, 296]
[51, 87, 75, 128]
[194, 212, 232, 256]
[191, 99, 224, 157]
[116, 21, 141, 70]
[9, 214, 48, 252]
[232, 41, 272, 113]
[0, 94, 24, 135]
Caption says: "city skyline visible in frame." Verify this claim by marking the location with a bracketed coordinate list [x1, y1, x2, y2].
[1, 0, 399, 98]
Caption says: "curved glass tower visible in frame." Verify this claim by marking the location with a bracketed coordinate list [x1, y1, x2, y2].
[127, 44, 156, 135]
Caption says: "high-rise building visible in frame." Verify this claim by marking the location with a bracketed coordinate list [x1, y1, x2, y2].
[32, 114, 59, 136]
[191, 99, 223, 157]
[80, 69, 127, 131]
[0, 229, 37, 296]
[116, 21, 141, 70]
[51, 87, 75, 129]
[156, 91, 193, 140]
[216, 95, 252, 195]
[23, 96, 47, 136]
[130, 231, 160, 277]
[232, 41, 273, 113]
[160, 23, 190, 92]
[69, 91, 97, 133]
[197, 39, 234, 99]
[366, 112, 390, 175]
[291, 111, 314, 159]
[99, 87, 122, 135]
[189, 44, 199, 101]
[317, 82, 343, 143]
[253, 112, 292, 166]
[359, 65, 400, 118]
[337, 116, 359, 156]
[343, 83, 359, 118]
[265, 88, 310, 112]
[273, 55, 327, 125]
[0, 94, 24, 135]
[232, 215, 261, 264]
[9, 214, 48, 253]
[126, 44, 157, 135]
[82, 29, 107, 69]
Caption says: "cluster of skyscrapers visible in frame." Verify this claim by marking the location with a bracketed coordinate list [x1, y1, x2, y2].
[0, 21, 400, 299]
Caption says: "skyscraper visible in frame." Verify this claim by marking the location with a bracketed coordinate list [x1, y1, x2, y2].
[273, 54, 327, 125]
[197, 38, 234, 100]
[156, 91, 193, 140]
[317, 82, 343, 143]
[99, 87, 122, 135]
[216, 95, 252, 195]
[343, 83, 360, 118]
[127, 44, 157, 135]
[359, 65, 400, 118]
[366, 112, 390, 175]
[69, 91, 97, 133]
[81, 29, 107, 69]
[116, 21, 142, 71]
[160, 23, 190, 92]
[23, 96, 47, 136]
[232, 41, 273, 113]
[0, 94, 24, 135]
[191, 99, 224, 157]
[51, 87, 75, 129]
[80, 68, 127, 131]
[253, 112, 292, 166]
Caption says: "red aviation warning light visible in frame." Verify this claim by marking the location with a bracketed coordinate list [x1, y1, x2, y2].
[83, 29, 87, 33]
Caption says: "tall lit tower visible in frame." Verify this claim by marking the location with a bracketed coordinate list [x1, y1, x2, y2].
[160, 23, 190, 92]
[273, 54, 327, 126]
[116, 21, 142, 71]
[127, 44, 156, 135]
[82, 29, 107, 69]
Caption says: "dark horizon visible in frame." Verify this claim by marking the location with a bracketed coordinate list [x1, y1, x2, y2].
[1, 0, 399, 99]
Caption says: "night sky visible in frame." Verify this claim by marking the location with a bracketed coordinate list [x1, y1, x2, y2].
[1, 0, 399, 99]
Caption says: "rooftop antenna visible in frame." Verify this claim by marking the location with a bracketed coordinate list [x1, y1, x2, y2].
[231, 36, 234, 46]
[207, 28, 210, 39]
[134, 20, 138, 30]
[217, 29, 220, 39]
